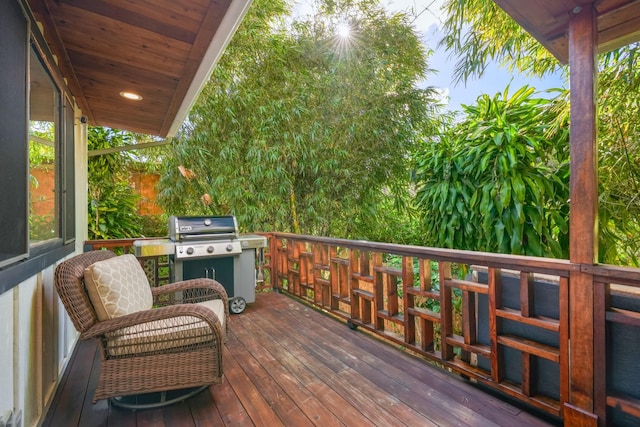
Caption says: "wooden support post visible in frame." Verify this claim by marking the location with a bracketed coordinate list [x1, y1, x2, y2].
[439, 262, 453, 361]
[330, 246, 338, 308]
[403, 256, 416, 345]
[566, 4, 598, 425]
[274, 238, 283, 290]
[520, 272, 535, 317]
[339, 261, 349, 300]
[593, 281, 609, 424]
[350, 249, 360, 319]
[488, 267, 504, 383]
[461, 290, 476, 364]
[290, 240, 301, 296]
[522, 352, 536, 397]
[420, 259, 435, 351]
[373, 253, 384, 330]
[387, 274, 399, 316]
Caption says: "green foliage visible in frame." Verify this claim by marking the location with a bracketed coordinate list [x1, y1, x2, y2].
[139, 214, 167, 237]
[87, 127, 142, 239]
[29, 134, 55, 166]
[127, 136, 169, 174]
[439, 1, 640, 265]
[30, 214, 55, 240]
[440, 0, 564, 83]
[414, 86, 570, 257]
[596, 45, 640, 264]
[158, 0, 442, 242]
[29, 123, 57, 241]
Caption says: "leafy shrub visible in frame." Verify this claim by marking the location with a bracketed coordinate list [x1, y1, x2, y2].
[88, 127, 142, 239]
[413, 86, 570, 258]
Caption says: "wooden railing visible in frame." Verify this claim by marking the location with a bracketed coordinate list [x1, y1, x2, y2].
[267, 233, 640, 425]
[84, 234, 640, 425]
[267, 233, 574, 418]
[588, 264, 640, 424]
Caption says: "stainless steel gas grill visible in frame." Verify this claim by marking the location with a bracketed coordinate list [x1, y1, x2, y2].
[170, 215, 242, 262]
[134, 215, 267, 314]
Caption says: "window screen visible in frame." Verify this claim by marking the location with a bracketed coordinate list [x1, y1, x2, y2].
[0, 0, 29, 268]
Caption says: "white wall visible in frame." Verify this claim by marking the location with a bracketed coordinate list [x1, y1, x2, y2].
[0, 113, 88, 427]
[0, 289, 15, 420]
[16, 276, 39, 425]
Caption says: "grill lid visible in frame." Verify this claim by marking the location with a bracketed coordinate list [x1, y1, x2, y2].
[169, 215, 239, 242]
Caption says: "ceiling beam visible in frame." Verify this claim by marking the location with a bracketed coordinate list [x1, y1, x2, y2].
[88, 139, 169, 157]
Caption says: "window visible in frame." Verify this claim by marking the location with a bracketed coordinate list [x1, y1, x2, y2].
[29, 48, 60, 244]
[0, 0, 76, 293]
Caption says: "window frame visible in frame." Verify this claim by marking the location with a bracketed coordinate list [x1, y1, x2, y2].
[29, 42, 62, 245]
[0, 0, 76, 294]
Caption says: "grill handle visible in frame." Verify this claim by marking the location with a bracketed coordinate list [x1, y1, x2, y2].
[204, 268, 216, 280]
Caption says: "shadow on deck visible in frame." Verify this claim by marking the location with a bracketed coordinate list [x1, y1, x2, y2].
[42, 291, 559, 426]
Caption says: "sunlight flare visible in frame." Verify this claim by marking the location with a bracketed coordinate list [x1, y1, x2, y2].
[336, 23, 351, 39]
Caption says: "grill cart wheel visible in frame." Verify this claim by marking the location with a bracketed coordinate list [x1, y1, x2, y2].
[230, 296, 246, 314]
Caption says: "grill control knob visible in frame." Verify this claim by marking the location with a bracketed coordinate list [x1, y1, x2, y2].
[186, 247, 194, 255]
[207, 245, 215, 253]
[226, 244, 234, 252]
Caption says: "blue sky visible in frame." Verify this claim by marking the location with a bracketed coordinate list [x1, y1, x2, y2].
[421, 24, 566, 112]
[294, 0, 567, 112]
[383, 0, 567, 112]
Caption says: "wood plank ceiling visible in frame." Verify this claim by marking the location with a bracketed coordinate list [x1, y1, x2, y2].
[27, 0, 251, 137]
[26, 0, 640, 137]
[493, 0, 640, 63]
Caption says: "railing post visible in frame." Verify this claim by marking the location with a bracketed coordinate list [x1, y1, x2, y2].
[402, 256, 415, 346]
[439, 261, 453, 361]
[329, 245, 339, 309]
[373, 252, 384, 331]
[418, 258, 435, 351]
[274, 237, 284, 291]
[488, 267, 503, 384]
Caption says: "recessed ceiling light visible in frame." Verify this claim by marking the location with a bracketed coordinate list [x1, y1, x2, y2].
[119, 91, 143, 101]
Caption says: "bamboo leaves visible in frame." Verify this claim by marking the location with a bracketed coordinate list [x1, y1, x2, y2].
[87, 127, 143, 239]
[157, 0, 440, 241]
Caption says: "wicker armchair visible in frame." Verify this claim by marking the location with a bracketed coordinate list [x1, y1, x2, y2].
[54, 250, 229, 408]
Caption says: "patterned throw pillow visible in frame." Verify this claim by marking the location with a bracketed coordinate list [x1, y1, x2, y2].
[84, 254, 153, 321]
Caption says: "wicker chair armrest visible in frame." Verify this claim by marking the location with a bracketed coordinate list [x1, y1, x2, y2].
[152, 278, 229, 321]
[80, 303, 223, 343]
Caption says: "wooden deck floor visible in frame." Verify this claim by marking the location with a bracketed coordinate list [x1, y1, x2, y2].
[42, 291, 559, 426]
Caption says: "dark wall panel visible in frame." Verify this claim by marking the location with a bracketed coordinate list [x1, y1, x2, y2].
[0, 0, 29, 268]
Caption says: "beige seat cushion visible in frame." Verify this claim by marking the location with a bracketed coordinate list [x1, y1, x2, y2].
[106, 299, 226, 357]
[84, 254, 153, 321]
